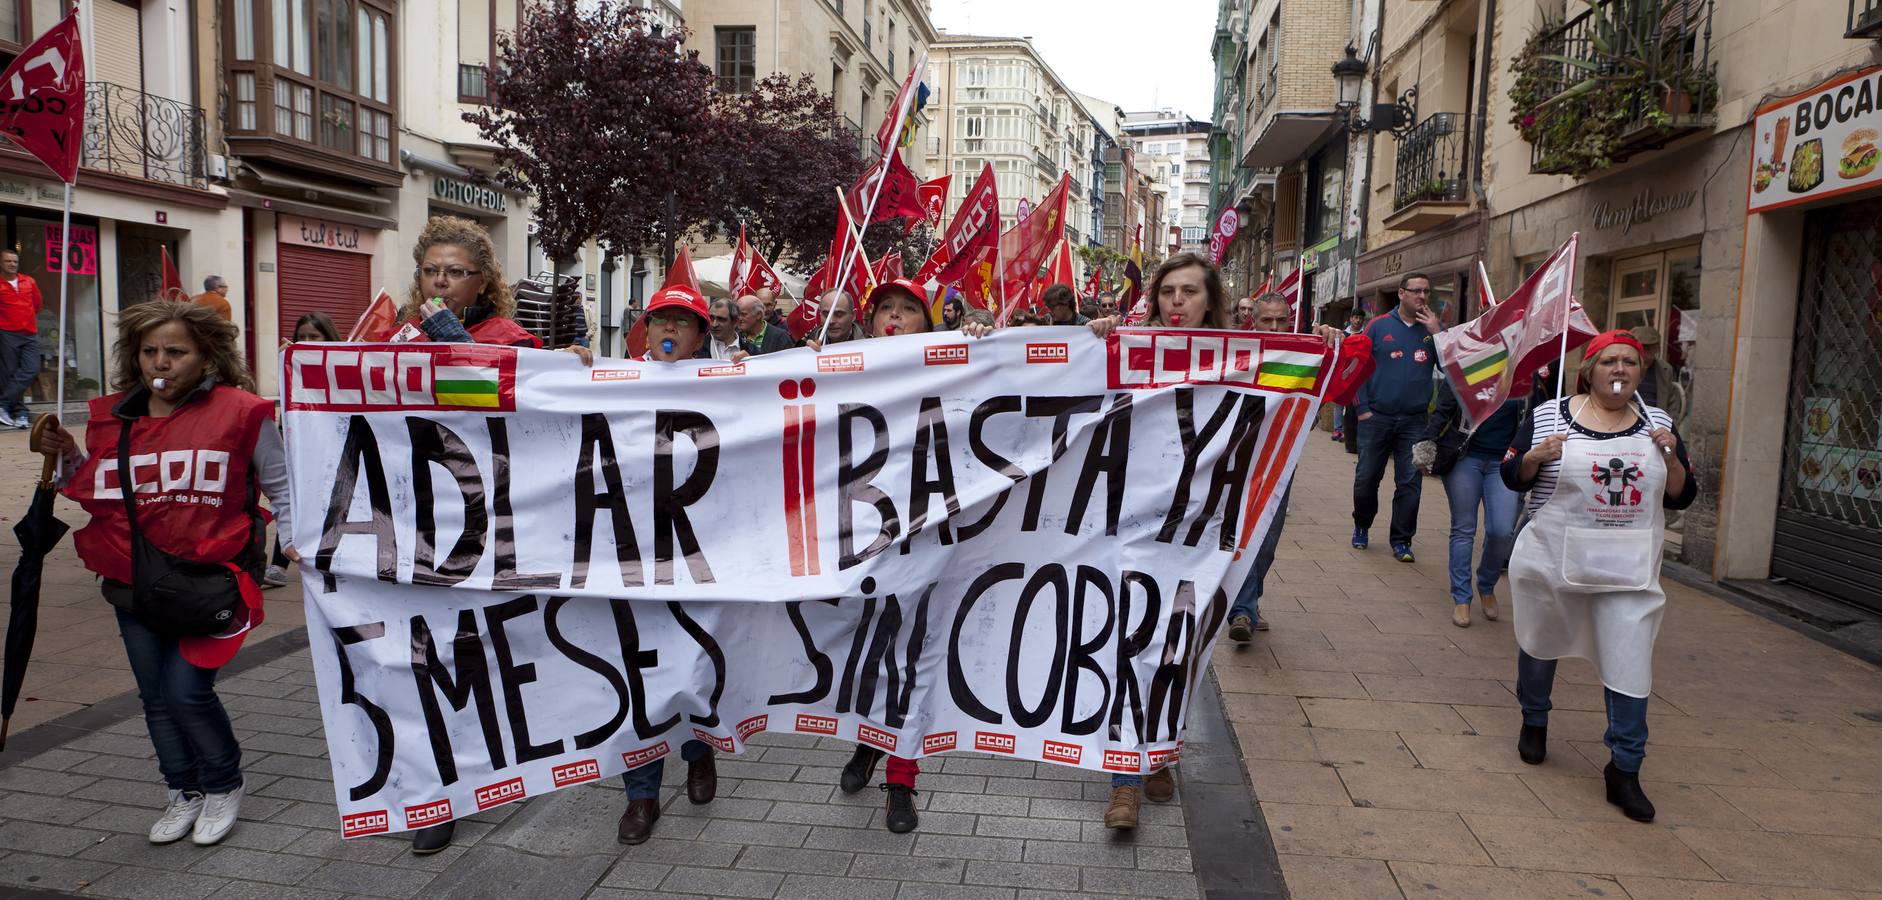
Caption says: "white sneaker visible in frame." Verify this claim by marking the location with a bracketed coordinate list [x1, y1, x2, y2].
[191, 782, 243, 846]
[0, 410, 19, 429]
[149, 789, 204, 844]
[262, 565, 289, 588]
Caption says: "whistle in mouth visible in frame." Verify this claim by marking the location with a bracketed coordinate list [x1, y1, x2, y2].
[660, 339, 675, 354]
[884, 325, 898, 336]
[1169, 314, 1184, 326]
[1611, 380, 1624, 395]
[152, 377, 170, 390]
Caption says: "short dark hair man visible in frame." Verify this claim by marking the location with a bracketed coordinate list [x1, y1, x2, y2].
[193, 274, 233, 322]
[1096, 290, 1117, 318]
[700, 297, 757, 360]
[1042, 284, 1087, 325]
[0, 248, 42, 428]
[1351, 272, 1442, 563]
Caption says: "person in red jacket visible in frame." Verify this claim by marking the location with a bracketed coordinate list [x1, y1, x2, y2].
[397, 216, 582, 355]
[0, 247, 44, 428]
[36, 300, 291, 850]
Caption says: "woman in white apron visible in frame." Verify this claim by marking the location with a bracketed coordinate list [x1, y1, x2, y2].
[1501, 330, 1696, 823]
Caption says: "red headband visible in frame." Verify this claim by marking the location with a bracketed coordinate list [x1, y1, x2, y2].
[1582, 329, 1644, 361]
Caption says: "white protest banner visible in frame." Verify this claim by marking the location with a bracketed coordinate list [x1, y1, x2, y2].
[282, 328, 1329, 836]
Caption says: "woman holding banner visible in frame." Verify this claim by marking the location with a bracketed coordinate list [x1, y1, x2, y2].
[1501, 330, 1695, 823]
[35, 301, 290, 849]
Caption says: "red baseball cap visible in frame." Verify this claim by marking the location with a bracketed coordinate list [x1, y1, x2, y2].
[179, 563, 266, 669]
[867, 279, 932, 333]
[1582, 329, 1644, 361]
[646, 284, 711, 330]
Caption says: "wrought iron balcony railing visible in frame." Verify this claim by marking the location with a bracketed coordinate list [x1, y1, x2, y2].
[81, 81, 207, 189]
[1394, 112, 1471, 212]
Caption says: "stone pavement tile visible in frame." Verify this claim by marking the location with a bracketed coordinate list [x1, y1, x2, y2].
[1277, 853, 1401, 900]
[266, 801, 347, 831]
[77, 864, 228, 900]
[756, 746, 858, 768]
[615, 836, 740, 866]
[227, 712, 326, 737]
[1262, 803, 1490, 865]
[17, 666, 140, 705]
[962, 859, 1083, 889]
[1389, 861, 1626, 898]
[727, 845, 851, 875]
[728, 777, 836, 804]
[926, 791, 1030, 816]
[630, 812, 709, 842]
[972, 814, 1080, 842]
[1077, 821, 1187, 848]
[1255, 610, 1379, 633]
[716, 758, 801, 782]
[1020, 838, 1135, 869]
[1461, 814, 1718, 879]
[418, 845, 612, 900]
[1745, 745, 1882, 794]
[1519, 772, 1758, 829]
[0, 790, 107, 826]
[938, 756, 1040, 778]
[894, 882, 1018, 900]
[0, 764, 98, 798]
[1402, 648, 1520, 681]
[240, 732, 328, 758]
[774, 872, 903, 900]
[214, 820, 309, 853]
[1135, 846, 1194, 872]
[1712, 784, 1882, 837]
[1218, 690, 1309, 726]
[697, 818, 810, 847]
[1448, 704, 1611, 742]
[1365, 612, 1466, 638]
[1649, 685, 1860, 726]
[1338, 766, 1550, 817]
[206, 881, 345, 900]
[239, 752, 335, 782]
[656, 865, 786, 898]
[12, 747, 96, 772]
[255, 775, 337, 803]
[297, 859, 436, 898]
[596, 860, 670, 890]
[1079, 866, 1200, 898]
[1566, 740, 1793, 788]
[764, 801, 875, 828]
[1213, 642, 1282, 670]
[1271, 645, 1419, 675]
[911, 833, 1023, 862]
[76, 833, 220, 870]
[1028, 796, 1181, 825]
[1234, 723, 1421, 768]
[1357, 673, 1519, 707]
[1792, 723, 1882, 760]
[883, 810, 974, 836]
[277, 828, 407, 865]
[187, 846, 326, 884]
[1618, 874, 1882, 900]
[1493, 678, 1611, 712]
[1400, 732, 1601, 777]
[1672, 828, 1882, 892]
[802, 824, 916, 855]
[1300, 697, 1473, 734]
[1244, 759, 1352, 806]
[848, 851, 966, 883]
[984, 774, 1091, 800]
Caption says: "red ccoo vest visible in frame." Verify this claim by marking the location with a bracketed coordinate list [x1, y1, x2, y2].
[65, 385, 276, 584]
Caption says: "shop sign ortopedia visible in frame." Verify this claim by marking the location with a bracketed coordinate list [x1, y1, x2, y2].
[1750, 66, 1882, 214]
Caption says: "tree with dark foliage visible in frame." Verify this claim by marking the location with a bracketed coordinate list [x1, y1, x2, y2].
[706, 74, 869, 269]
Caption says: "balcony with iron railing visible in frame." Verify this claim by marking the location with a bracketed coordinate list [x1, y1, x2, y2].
[1852, 0, 1882, 37]
[79, 81, 208, 190]
[1514, 0, 1717, 177]
[1387, 112, 1472, 232]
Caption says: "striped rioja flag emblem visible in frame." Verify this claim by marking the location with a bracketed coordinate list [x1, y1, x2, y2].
[433, 364, 504, 407]
[1255, 348, 1322, 390]
[1459, 345, 1509, 385]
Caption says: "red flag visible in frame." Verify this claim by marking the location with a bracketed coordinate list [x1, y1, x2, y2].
[1121, 227, 1147, 324]
[1206, 208, 1239, 266]
[159, 246, 187, 303]
[917, 176, 950, 229]
[872, 251, 903, 284]
[729, 226, 785, 298]
[921, 162, 999, 285]
[785, 296, 822, 342]
[1434, 235, 1596, 427]
[1275, 266, 1303, 331]
[0, 10, 85, 184]
[997, 174, 1068, 304]
[956, 245, 1000, 312]
[1045, 239, 1075, 289]
[628, 247, 703, 356]
[1082, 265, 1101, 301]
[347, 289, 399, 341]
[845, 151, 926, 228]
[874, 51, 929, 159]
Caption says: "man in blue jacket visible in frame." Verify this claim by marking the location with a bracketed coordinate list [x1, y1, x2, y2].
[1353, 272, 1442, 562]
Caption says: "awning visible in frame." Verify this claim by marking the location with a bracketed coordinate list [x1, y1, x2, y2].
[241, 162, 392, 208]
[1239, 113, 1339, 168]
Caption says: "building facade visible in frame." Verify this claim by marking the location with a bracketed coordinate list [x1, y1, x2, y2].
[1123, 110, 1214, 257]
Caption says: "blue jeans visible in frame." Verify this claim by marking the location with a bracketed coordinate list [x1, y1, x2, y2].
[1230, 487, 1290, 623]
[0, 329, 37, 416]
[1516, 650, 1648, 773]
[620, 739, 711, 800]
[1442, 456, 1518, 605]
[1110, 774, 1142, 787]
[1333, 406, 1345, 432]
[115, 607, 244, 794]
[1353, 412, 1427, 545]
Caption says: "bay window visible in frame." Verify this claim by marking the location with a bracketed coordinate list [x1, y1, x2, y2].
[226, 0, 396, 170]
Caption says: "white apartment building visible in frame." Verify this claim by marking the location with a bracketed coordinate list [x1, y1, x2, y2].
[1123, 110, 1213, 257]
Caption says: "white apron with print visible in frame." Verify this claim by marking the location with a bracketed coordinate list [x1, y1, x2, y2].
[1508, 426, 1667, 698]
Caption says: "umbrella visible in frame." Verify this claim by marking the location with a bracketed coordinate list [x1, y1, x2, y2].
[2, 415, 70, 750]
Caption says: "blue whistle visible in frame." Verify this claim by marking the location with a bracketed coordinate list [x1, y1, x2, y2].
[661, 339, 675, 354]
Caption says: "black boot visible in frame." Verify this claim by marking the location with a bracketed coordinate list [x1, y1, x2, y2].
[841, 745, 884, 794]
[410, 821, 455, 855]
[1518, 724, 1547, 765]
[882, 783, 919, 833]
[1604, 762, 1655, 822]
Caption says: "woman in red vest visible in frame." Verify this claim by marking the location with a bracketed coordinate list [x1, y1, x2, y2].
[37, 300, 291, 849]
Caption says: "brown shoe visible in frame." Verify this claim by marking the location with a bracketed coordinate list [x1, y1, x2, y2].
[1452, 604, 1471, 628]
[1104, 785, 1141, 829]
[1145, 766, 1176, 802]
[617, 798, 660, 845]
[686, 755, 717, 805]
[1480, 593, 1500, 621]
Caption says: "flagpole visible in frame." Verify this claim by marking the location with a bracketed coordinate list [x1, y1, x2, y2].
[1552, 236, 1578, 406]
[818, 53, 927, 343]
[54, 181, 70, 426]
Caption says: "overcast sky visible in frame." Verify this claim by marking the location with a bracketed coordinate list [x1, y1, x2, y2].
[929, 0, 1218, 122]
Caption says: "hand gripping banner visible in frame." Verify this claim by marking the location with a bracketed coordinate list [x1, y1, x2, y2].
[282, 329, 1331, 836]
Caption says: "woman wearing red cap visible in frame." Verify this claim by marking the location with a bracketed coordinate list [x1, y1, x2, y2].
[35, 300, 291, 849]
[1501, 329, 1695, 823]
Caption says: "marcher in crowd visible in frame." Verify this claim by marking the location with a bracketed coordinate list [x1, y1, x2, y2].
[1503, 330, 1695, 823]
[262, 312, 341, 589]
[0, 247, 43, 429]
[1096, 290, 1118, 318]
[1079, 299, 1103, 322]
[1352, 272, 1441, 562]
[1233, 295, 1257, 329]
[618, 283, 721, 844]
[757, 287, 786, 329]
[701, 297, 756, 360]
[1331, 311, 1366, 441]
[1043, 284, 1088, 325]
[1628, 325, 1685, 426]
[37, 301, 289, 848]
[939, 295, 966, 330]
[813, 289, 863, 344]
[1415, 368, 1530, 628]
[738, 293, 794, 354]
[192, 276, 232, 322]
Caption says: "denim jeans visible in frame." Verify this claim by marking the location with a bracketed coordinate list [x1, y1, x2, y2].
[1516, 650, 1649, 772]
[1230, 487, 1290, 623]
[1110, 774, 1143, 787]
[620, 739, 711, 800]
[115, 607, 244, 794]
[1333, 406, 1345, 432]
[1442, 457, 1519, 605]
[1353, 412, 1427, 545]
[0, 329, 37, 417]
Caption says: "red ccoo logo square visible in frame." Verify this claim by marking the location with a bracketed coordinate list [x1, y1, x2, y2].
[857, 723, 898, 752]
[622, 742, 671, 769]
[925, 344, 970, 366]
[340, 810, 390, 838]
[1148, 747, 1181, 768]
[816, 352, 865, 373]
[921, 732, 957, 754]
[795, 713, 838, 735]
[551, 759, 601, 787]
[693, 729, 735, 753]
[474, 776, 526, 811]
[404, 798, 452, 829]
[1102, 749, 1143, 773]
[736, 714, 769, 740]
[974, 731, 1017, 754]
[698, 364, 747, 378]
[1041, 741, 1082, 765]
[590, 368, 640, 381]
[1026, 343, 1070, 364]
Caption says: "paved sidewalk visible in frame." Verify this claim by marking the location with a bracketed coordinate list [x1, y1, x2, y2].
[1224, 434, 1882, 898]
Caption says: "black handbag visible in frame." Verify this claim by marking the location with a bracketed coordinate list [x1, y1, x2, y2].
[116, 420, 253, 638]
[1431, 423, 1467, 476]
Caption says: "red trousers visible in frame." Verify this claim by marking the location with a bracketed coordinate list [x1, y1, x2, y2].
[885, 754, 919, 787]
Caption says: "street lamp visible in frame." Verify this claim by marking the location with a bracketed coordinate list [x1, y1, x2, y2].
[1332, 45, 1366, 112]
[1330, 44, 1414, 135]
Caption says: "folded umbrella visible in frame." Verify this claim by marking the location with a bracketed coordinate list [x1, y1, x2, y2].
[2, 416, 70, 750]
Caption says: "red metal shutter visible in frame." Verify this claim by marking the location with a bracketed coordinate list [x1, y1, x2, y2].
[276, 244, 373, 343]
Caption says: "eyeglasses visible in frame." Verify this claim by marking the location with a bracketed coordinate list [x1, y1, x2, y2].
[416, 266, 481, 282]
[1400, 287, 1430, 295]
[647, 312, 697, 326]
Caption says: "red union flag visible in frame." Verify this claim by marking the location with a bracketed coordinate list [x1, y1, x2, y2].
[1434, 234, 1596, 426]
[1207, 208, 1238, 266]
[729, 225, 783, 298]
[1275, 266, 1303, 331]
[845, 150, 926, 228]
[921, 162, 999, 285]
[0, 9, 85, 183]
[875, 50, 929, 158]
[998, 174, 1068, 299]
[346, 289, 399, 341]
[917, 175, 950, 228]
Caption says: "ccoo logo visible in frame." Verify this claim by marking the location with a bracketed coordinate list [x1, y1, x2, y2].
[551, 759, 601, 787]
[925, 344, 970, 366]
[622, 742, 671, 768]
[922, 732, 957, 753]
[796, 713, 838, 735]
[736, 715, 769, 740]
[1026, 343, 1069, 364]
[693, 729, 736, 753]
[1041, 741, 1082, 765]
[474, 777, 526, 811]
[974, 732, 1017, 754]
[341, 810, 390, 838]
[858, 724, 898, 752]
[1102, 750, 1143, 772]
[404, 799, 452, 828]
[816, 352, 865, 373]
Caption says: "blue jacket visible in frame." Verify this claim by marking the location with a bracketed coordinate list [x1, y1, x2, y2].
[1356, 312, 1439, 418]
